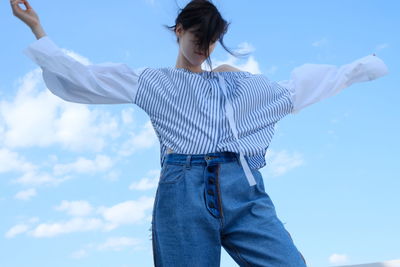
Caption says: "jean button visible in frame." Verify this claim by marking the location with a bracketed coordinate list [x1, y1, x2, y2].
[208, 178, 214, 184]
[207, 189, 214, 196]
[207, 165, 217, 173]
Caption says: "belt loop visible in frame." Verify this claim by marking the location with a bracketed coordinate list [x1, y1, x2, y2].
[234, 152, 240, 162]
[186, 155, 192, 170]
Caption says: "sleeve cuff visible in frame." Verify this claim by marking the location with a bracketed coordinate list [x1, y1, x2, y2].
[352, 54, 389, 81]
[366, 55, 389, 80]
[22, 36, 60, 65]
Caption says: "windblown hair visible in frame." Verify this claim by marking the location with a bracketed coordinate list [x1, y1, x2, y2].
[164, 0, 249, 72]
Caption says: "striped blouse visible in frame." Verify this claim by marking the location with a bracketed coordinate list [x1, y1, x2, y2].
[23, 36, 389, 186]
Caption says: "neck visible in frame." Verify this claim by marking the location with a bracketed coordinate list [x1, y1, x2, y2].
[175, 54, 205, 73]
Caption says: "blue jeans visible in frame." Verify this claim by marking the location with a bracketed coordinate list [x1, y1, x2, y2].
[151, 152, 307, 267]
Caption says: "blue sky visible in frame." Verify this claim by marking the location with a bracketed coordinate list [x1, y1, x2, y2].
[1, 0, 399, 266]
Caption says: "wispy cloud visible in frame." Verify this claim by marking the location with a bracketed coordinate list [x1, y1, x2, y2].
[129, 169, 160, 191]
[14, 188, 37, 201]
[117, 120, 157, 157]
[209, 41, 262, 74]
[4, 224, 30, 238]
[70, 236, 143, 259]
[96, 236, 141, 251]
[375, 43, 389, 51]
[54, 200, 94, 217]
[70, 249, 88, 259]
[53, 154, 114, 176]
[329, 253, 349, 265]
[264, 149, 305, 177]
[29, 217, 105, 238]
[312, 37, 329, 47]
[5, 196, 154, 238]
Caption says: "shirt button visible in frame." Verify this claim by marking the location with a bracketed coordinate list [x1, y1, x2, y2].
[208, 202, 215, 208]
[207, 166, 216, 173]
[208, 178, 215, 184]
[207, 189, 214, 196]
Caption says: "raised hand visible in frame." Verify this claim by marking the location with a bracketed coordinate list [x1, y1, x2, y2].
[10, 0, 40, 29]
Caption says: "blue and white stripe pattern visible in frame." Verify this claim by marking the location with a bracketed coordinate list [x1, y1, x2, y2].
[23, 36, 389, 187]
[134, 67, 294, 186]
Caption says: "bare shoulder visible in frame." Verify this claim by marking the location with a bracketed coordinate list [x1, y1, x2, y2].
[213, 64, 243, 72]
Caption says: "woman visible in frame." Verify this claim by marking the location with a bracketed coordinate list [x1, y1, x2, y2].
[11, 0, 388, 266]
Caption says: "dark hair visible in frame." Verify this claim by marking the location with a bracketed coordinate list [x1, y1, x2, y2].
[163, 0, 250, 72]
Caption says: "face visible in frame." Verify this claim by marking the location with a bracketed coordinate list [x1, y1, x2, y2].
[176, 24, 217, 66]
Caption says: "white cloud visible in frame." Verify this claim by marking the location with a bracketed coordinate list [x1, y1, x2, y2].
[4, 223, 30, 238]
[383, 260, 400, 267]
[329, 253, 349, 264]
[98, 196, 154, 226]
[265, 149, 304, 177]
[69, 236, 142, 259]
[210, 51, 262, 75]
[53, 154, 114, 176]
[129, 169, 160, 191]
[235, 42, 256, 54]
[117, 121, 157, 157]
[28, 217, 105, 238]
[54, 200, 94, 217]
[97, 236, 141, 251]
[4, 217, 40, 238]
[121, 107, 135, 125]
[55, 105, 120, 152]
[14, 188, 37, 200]
[12, 170, 70, 187]
[1, 67, 121, 153]
[0, 148, 36, 173]
[0, 148, 69, 187]
[104, 170, 120, 181]
[70, 249, 88, 259]
[7, 196, 155, 238]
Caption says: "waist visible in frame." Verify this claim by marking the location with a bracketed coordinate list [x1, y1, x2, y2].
[164, 151, 239, 166]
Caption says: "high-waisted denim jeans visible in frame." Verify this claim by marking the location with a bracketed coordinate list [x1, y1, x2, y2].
[151, 151, 307, 267]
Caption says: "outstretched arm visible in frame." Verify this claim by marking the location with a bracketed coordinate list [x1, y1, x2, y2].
[12, 0, 143, 104]
[277, 54, 389, 114]
[10, 0, 46, 39]
[22, 36, 143, 104]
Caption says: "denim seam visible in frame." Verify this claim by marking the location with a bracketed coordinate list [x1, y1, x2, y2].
[152, 189, 161, 267]
[158, 165, 186, 184]
[215, 164, 224, 228]
[284, 229, 307, 266]
[223, 237, 251, 267]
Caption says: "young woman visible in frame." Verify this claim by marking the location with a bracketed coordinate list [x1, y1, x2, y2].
[11, 0, 388, 266]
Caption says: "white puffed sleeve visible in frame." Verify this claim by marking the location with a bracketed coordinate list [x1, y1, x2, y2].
[23, 36, 145, 104]
[277, 55, 389, 114]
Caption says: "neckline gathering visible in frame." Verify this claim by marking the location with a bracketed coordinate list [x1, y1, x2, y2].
[166, 67, 252, 78]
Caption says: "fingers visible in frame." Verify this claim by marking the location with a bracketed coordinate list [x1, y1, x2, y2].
[10, 0, 30, 11]
[23, 0, 32, 10]
[10, 0, 22, 11]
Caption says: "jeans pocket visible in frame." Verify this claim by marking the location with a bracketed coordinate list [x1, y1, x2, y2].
[253, 169, 266, 192]
[159, 164, 185, 184]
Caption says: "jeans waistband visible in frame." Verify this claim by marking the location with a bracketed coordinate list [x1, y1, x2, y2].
[164, 151, 239, 166]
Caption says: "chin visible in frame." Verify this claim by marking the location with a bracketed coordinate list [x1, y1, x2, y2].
[189, 58, 205, 66]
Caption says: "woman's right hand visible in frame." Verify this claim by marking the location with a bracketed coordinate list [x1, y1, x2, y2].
[10, 0, 40, 29]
